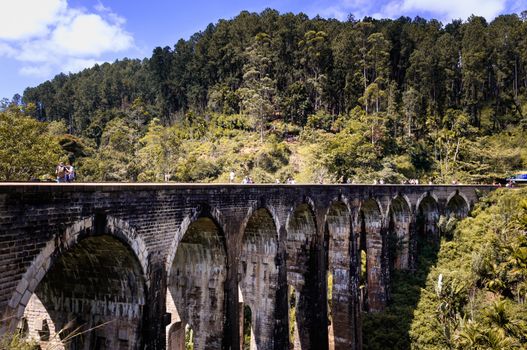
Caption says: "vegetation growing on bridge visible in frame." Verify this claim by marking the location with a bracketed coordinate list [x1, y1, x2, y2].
[363, 188, 527, 349]
[1, 10, 527, 183]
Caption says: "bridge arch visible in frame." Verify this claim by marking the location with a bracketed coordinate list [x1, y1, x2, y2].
[239, 207, 279, 350]
[166, 213, 227, 350]
[387, 195, 412, 270]
[165, 203, 227, 277]
[415, 192, 439, 214]
[7, 215, 149, 349]
[416, 193, 440, 243]
[358, 198, 385, 312]
[446, 191, 470, 218]
[324, 200, 354, 349]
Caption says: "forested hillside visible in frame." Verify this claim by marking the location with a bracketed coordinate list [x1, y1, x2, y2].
[364, 188, 527, 349]
[2, 10, 527, 182]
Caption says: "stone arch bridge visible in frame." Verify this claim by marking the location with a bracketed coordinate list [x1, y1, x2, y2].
[0, 183, 494, 350]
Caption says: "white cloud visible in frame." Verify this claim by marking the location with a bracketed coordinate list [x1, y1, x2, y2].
[0, 43, 16, 57]
[52, 13, 133, 56]
[316, 0, 372, 20]
[62, 58, 103, 74]
[314, 0, 515, 23]
[19, 65, 53, 78]
[383, 0, 507, 21]
[0, 0, 134, 78]
[0, 0, 67, 40]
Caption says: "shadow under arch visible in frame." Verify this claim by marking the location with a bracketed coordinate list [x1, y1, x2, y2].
[358, 198, 385, 313]
[239, 207, 279, 350]
[15, 217, 148, 349]
[416, 193, 440, 243]
[324, 200, 358, 349]
[285, 202, 321, 350]
[446, 192, 470, 219]
[3, 215, 150, 331]
[387, 195, 412, 271]
[166, 214, 227, 350]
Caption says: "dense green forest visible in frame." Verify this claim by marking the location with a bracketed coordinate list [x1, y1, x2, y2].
[1, 10, 527, 183]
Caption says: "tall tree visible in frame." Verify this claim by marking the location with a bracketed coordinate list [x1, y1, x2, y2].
[461, 16, 490, 126]
[238, 33, 277, 142]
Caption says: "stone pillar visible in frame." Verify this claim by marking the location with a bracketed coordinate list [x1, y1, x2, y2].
[223, 246, 241, 350]
[167, 321, 185, 350]
[312, 230, 329, 350]
[325, 203, 354, 350]
[380, 225, 391, 304]
[408, 216, 418, 271]
[145, 261, 168, 350]
[273, 225, 290, 350]
[220, 209, 246, 350]
[367, 229, 385, 311]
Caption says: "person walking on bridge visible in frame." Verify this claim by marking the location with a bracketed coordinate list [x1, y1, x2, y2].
[55, 162, 66, 183]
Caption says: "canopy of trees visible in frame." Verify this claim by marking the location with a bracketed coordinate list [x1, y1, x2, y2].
[2, 10, 527, 183]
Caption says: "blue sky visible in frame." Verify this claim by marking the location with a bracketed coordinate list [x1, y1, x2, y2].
[0, 0, 525, 99]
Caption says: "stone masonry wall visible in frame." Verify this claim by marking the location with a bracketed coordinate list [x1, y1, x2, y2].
[0, 184, 494, 350]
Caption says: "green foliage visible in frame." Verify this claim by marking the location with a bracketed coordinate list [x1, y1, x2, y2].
[242, 305, 252, 350]
[177, 156, 221, 182]
[8, 11, 527, 184]
[437, 215, 459, 239]
[306, 111, 335, 132]
[0, 111, 63, 181]
[0, 331, 38, 350]
[78, 118, 140, 181]
[136, 118, 181, 181]
[289, 287, 297, 345]
[415, 189, 527, 348]
[185, 325, 194, 350]
[324, 118, 381, 182]
[255, 139, 291, 173]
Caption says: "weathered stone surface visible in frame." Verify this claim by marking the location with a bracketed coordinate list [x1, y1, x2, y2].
[0, 183, 494, 350]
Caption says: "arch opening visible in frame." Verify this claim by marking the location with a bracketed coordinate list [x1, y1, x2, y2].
[387, 196, 411, 271]
[446, 194, 469, 219]
[286, 204, 318, 349]
[325, 202, 354, 349]
[22, 235, 146, 350]
[238, 208, 278, 350]
[167, 217, 227, 350]
[185, 324, 195, 350]
[242, 305, 253, 350]
[416, 195, 439, 242]
[359, 199, 384, 312]
[288, 285, 298, 348]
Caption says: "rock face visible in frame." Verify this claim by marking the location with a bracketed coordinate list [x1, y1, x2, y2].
[0, 183, 493, 350]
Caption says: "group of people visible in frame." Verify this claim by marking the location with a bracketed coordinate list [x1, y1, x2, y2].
[241, 176, 255, 184]
[404, 179, 419, 185]
[55, 162, 75, 183]
[230, 170, 297, 185]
